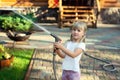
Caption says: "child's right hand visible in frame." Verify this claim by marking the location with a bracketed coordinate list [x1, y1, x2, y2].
[53, 41, 63, 49]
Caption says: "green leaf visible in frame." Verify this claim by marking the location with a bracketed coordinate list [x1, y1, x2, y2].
[0, 14, 33, 32]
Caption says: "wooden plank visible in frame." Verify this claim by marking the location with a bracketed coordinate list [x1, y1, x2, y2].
[0, 0, 48, 7]
[1, 0, 48, 2]
[104, 0, 117, 3]
[61, 10, 93, 13]
[100, 0, 120, 8]
[103, 3, 120, 7]
[62, 6, 95, 9]
[0, 2, 48, 7]
[1, 0, 16, 2]
[62, 14, 94, 17]
[61, 19, 94, 22]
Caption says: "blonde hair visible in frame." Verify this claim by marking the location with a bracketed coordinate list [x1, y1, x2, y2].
[70, 21, 87, 42]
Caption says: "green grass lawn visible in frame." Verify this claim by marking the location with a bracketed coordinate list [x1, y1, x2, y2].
[0, 48, 34, 80]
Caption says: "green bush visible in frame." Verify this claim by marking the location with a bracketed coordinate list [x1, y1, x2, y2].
[0, 13, 34, 32]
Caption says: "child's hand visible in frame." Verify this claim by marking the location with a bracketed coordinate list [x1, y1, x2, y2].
[53, 41, 63, 49]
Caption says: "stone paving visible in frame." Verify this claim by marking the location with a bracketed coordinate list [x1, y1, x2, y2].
[24, 24, 120, 80]
[0, 23, 120, 80]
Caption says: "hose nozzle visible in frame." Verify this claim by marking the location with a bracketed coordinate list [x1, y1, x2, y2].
[50, 34, 61, 42]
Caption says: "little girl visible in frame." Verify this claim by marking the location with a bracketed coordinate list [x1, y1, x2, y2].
[53, 21, 87, 80]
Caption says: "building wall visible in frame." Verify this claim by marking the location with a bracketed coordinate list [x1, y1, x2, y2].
[0, 0, 120, 8]
[0, 0, 48, 7]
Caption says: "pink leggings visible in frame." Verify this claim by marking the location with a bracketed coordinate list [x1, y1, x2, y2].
[62, 70, 80, 80]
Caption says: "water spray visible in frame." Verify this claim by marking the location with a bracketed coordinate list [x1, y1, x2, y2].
[12, 10, 61, 41]
[13, 10, 60, 80]
[0, 8, 61, 80]
[12, 10, 60, 80]
[12, 10, 51, 34]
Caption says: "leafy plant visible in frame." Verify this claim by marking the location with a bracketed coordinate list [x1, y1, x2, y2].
[0, 14, 34, 32]
[0, 48, 33, 80]
[0, 45, 12, 60]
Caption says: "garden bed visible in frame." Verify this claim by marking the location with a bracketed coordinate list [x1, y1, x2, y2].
[0, 48, 33, 80]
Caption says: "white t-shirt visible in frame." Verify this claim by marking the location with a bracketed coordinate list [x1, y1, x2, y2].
[62, 41, 85, 73]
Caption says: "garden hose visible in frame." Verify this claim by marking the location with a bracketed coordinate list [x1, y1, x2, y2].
[84, 52, 117, 72]
[51, 34, 61, 80]
[12, 10, 62, 80]
[53, 51, 57, 80]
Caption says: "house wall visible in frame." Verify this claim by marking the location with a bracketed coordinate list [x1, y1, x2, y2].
[0, 0, 48, 7]
[0, 0, 120, 8]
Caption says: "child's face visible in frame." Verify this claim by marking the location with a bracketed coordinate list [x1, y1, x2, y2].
[71, 28, 84, 42]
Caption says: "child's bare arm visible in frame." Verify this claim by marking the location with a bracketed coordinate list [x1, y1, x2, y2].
[60, 47, 83, 58]
[54, 42, 83, 58]
[55, 49, 65, 58]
